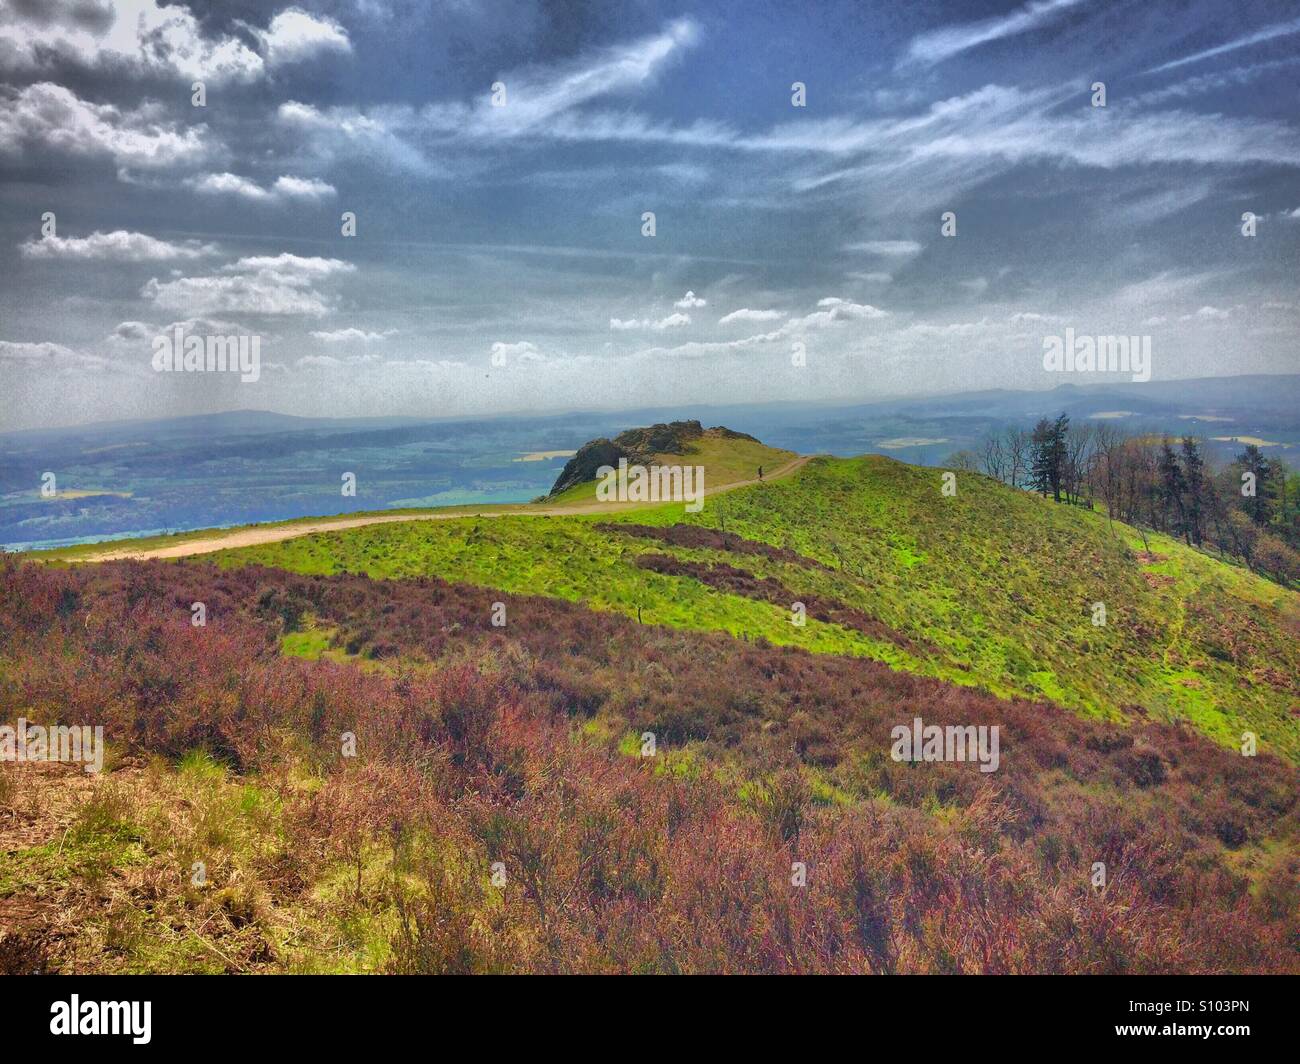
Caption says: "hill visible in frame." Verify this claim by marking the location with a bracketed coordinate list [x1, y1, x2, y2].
[546, 420, 788, 501]
[3, 431, 1298, 974]
[213, 452, 1300, 763]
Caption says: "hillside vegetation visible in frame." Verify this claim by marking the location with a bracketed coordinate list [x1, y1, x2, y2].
[1, 559, 1296, 973]
[5, 436, 1298, 974]
[217, 454, 1300, 763]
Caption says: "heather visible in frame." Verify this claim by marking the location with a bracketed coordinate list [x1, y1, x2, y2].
[1, 558, 1295, 974]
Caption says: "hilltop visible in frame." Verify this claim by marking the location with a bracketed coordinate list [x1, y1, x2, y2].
[546, 420, 780, 499]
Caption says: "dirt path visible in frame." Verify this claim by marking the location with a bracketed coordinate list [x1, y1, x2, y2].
[77, 455, 816, 563]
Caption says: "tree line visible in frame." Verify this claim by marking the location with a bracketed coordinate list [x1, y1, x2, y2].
[947, 415, 1300, 586]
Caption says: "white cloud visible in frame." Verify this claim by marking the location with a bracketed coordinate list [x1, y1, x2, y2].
[143, 254, 354, 317]
[0, 0, 263, 82]
[20, 229, 216, 261]
[610, 313, 691, 331]
[904, 0, 1086, 66]
[472, 18, 699, 137]
[1144, 17, 1300, 75]
[490, 341, 542, 362]
[295, 352, 380, 369]
[257, 9, 352, 65]
[719, 308, 786, 324]
[188, 172, 337, 202]
[805, 298, 888, 324]
[0, 339, 121, 373]
[0, 1, 352, 82]
[674, 290, 707, 309]
[226, 254, 353, 278]
[843, 240, 923, 257]
[0, 82, 208, 170]
[272, 17, 701, 169]
[271, 175, 336, 200]
[311, 328, 397, 343]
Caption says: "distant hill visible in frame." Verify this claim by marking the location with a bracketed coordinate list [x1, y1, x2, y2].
[547, 420, 760, 496]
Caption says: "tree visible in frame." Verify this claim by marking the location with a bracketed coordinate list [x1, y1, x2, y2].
[1233, 444, 1280, 527]
[1005, 426, 1032, 489]
[947, 449, 980, 472]
[1031, 414, 1069, 502]
[1157, 439, 1191, 543]
[1179, 437, 1207, 546]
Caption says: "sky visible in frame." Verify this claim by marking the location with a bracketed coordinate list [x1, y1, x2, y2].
[0, 0, 1298, 431]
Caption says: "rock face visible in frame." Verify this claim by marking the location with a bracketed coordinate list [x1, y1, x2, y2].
[547, 421, 758, 497]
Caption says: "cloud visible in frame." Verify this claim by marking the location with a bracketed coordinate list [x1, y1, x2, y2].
[610, 313, 691, 331]
[1144, 17, 1300, 76]
[0, 0, 263, 82]
[674, 290, 707, 309]
[844, 240, 923, 257]
[20, 229, 217, 261]
[311, 328, 397, 343]
[806, 298, 888, 324]
[0, 1, 352, 82]
[646, 296, 887, 358]
[226, 254, 353, 278]
[272, 18, 701, 169]
[271, 175, 336, 200]
[188, 172, 336, 202]
[142, 254, 354, 317]
[490, 340, 542, 362]
[1183, 305, 1232, 321]
[472, 17, 699, 136]
[256, 9, 352, 65]
[295, 352, 382, 369]
[0, 82, 208, 170]
[105, 316, 245, 349]
[0, 339, 121, 373]
[719, 308, 786, 324]
[903, 0, 1085, 66]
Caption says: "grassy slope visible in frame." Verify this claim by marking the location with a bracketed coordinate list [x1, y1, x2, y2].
[215, 454, 1300, 763]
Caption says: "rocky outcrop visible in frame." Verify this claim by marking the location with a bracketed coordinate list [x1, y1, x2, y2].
[547, 421, 758, 497]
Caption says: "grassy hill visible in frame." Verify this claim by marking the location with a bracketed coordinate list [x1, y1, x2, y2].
[215, 453, 1300, 763]
[4, 430, 1298, 974]
[544, 422, 795, 505]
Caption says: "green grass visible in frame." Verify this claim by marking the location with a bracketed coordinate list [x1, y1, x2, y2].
[206, 454, 1300, 762]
